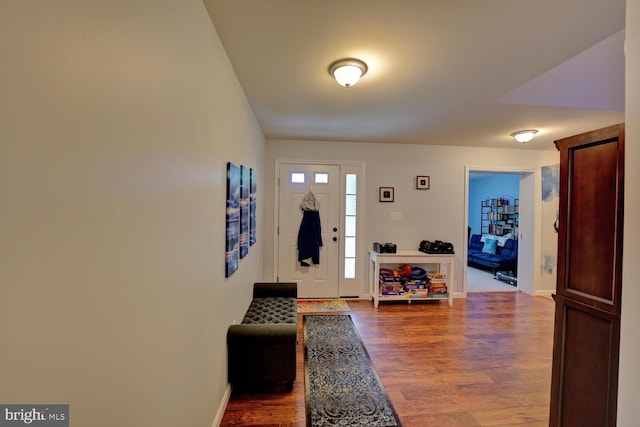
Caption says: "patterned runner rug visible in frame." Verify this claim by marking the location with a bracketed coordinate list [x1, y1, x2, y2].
[297, 299, 350, 313]
[303, 315, 402, 427]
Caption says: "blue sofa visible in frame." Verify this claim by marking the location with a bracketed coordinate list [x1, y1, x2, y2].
[468, 234, 518, 274]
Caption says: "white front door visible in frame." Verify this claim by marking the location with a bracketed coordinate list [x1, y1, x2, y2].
[277, 164, 340, 298]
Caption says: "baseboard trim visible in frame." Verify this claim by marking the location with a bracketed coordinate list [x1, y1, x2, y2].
[536, 290, 554, 300]
[211, 383, 232, 427]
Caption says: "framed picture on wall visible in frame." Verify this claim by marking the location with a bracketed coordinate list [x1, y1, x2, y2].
[416, 176, 430, 190]
[379, 187, 394, 202]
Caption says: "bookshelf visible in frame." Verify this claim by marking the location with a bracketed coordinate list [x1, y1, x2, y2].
[481, 198, 519, 236]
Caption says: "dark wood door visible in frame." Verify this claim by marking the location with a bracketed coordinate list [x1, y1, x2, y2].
[549, 123, 624, 427]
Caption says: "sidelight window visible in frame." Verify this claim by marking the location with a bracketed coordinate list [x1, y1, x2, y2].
[344, 174, 357, 279]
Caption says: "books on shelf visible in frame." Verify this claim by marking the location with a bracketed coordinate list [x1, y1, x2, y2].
[408, 289, 429, 298]
[377, 267, 452, 301]
[427, 272, 448, 295]
[379, 283, 406, 296]
[427, 292, 449, 298]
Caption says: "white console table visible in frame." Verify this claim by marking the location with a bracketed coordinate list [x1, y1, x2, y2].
[369, 250, 454, 307]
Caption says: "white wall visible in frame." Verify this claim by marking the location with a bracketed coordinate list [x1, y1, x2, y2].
[618, 1, 640, 423]
[265, 140, 558, 296]
[0, 2, 264, 426]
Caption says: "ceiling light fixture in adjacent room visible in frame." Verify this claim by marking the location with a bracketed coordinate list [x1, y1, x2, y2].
[328, 58, 368, 88]
[510, 129, 539, 143]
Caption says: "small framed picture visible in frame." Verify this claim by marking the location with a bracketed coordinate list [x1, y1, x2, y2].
[379, 187, 394, 202]
[416, 176, 430, 190]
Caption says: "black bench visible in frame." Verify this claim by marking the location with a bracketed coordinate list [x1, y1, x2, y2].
[226, 282, 298, 390]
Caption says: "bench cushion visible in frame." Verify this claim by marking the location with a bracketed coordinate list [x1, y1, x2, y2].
[241, 297, 297, 324]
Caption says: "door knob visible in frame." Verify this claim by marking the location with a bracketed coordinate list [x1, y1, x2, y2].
[333, 227, 338, 232]
[333, 237, 338, 242]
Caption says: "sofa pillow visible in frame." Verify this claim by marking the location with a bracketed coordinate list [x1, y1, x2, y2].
[482, 238, 498, 254]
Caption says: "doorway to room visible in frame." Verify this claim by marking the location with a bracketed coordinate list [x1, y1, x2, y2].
[464, 167, 538, 296]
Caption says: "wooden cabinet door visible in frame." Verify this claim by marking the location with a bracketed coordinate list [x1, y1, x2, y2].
[549, 123, 624, 427]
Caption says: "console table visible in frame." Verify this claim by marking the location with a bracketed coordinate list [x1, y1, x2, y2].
[369, 250, 454, 307]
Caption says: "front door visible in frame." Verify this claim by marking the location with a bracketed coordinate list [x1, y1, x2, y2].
[277, 164, 340, 298]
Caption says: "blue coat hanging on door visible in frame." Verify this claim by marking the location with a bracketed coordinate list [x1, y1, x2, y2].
[298, 191, 322, 266]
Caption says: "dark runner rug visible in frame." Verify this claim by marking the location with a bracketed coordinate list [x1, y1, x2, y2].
[303, 315, 402, 427]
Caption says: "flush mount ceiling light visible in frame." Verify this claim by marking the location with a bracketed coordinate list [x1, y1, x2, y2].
[510, 129, 539, 143]
[328, 58, 368, 88]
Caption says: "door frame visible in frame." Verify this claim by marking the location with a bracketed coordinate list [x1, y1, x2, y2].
[463, 165, 543, 296]
[273, 159, 366, 298]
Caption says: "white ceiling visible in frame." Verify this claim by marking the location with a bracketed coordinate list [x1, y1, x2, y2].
[203, 1, 625, 151]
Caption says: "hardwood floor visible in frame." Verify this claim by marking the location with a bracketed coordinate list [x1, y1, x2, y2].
[220, 292, 555, 427]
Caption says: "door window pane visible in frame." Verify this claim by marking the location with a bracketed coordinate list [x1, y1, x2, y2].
[291, 173, 305, 184]
[346, 174, 357, 194]
[345, 258, 355, 279]
[345, 237, 356, 258]
[345, 195, 357, 215]
[345, 216, 356, 237]
[314, 173, 329, 184]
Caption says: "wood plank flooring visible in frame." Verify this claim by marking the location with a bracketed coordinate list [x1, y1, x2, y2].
[220, 292, 555, 427]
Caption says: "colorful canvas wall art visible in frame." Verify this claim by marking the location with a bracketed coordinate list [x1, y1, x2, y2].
[225, 162, 240, 277]
[250, 168, 257, 246]
[240, 166, 250, 258]
[542, 164, 560, 202]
